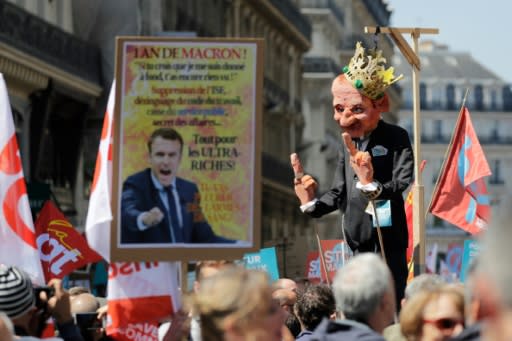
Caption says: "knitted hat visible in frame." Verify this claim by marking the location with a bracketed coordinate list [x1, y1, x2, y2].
[0, 265, 35, 319]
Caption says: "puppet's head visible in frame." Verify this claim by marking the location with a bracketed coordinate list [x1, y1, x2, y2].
[331, 42, 402, 138]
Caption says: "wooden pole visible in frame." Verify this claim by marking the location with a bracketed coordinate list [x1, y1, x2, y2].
[314, 222, 331, 285]
[364, 26, 439, 275]
[410, 30, 426, 274]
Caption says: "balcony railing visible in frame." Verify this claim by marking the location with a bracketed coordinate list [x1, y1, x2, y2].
[298, 0, 344, 25]
[303, 56, 340, 74]
[401, 100, 512, 112]
[0, 1, 101, 85]
[268, 0, 312, 41]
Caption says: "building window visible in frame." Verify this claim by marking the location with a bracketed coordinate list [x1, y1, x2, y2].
[431, 86, 443, 109]
[420, 83, 428, 109]
[490, 159, 505, 184]
[474, 85, 484, 111]
[503, 85, 512, 110]
[490, 89, 497, 110]
[446, 84, 455, 110]
[434, 119, 442, 140]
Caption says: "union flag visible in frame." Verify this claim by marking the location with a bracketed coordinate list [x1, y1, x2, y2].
[429, 107, 491, 234]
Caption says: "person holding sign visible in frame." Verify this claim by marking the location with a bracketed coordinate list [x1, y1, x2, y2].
[121, 128, 235, 244]
[291, 42, 414, 307]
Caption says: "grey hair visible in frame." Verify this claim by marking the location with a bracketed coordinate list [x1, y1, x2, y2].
[332, 253, 392, 322]
[404, 273, 445, 300]
[479, 195, 512, 307]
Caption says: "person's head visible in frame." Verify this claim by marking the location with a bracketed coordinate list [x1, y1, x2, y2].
[332, 42, 401, 139]
[147, 128, 184, 186]
[68, 286, 90, 296]
[274, 278, 298, 292]
[332, 253, 396, 333]
[193, 266, 285, 341]
[70, 293, 100, 314]
[403, 274, 446, 307]
[400, 286, 465, 341]
[193, 260, 233, 293]
[272, 288, 300, 337]
[272, 289, 296, 314]
[475, 195, 512, 341]
[294, 284, 336, 332]
[0, 265, 49, 337]
[70, 292, 103, 341]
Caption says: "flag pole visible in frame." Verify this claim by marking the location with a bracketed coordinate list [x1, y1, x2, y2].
[370, 200, 386, 261]
[426, 89, 469, 214]
[314, 222, 331, 285]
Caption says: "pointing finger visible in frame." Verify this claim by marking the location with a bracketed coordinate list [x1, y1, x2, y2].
[290, 153, 304, 179]
[342, 132, 358, 157]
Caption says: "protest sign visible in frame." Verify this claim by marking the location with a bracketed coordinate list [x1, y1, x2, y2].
[111, 37, 264, 261]
[305, 240, 352, 283]
[243, 247, 279, 281]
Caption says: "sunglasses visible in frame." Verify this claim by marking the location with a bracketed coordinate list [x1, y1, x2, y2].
[423, 318, 464, 331]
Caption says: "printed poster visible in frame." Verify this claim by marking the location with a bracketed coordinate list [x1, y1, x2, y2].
[111, 37, 264, 261]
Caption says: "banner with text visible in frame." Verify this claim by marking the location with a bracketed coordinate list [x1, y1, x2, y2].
[112, 37, 263, 261]
[305, 240, 352, 283]
[243, 247, 279, 281]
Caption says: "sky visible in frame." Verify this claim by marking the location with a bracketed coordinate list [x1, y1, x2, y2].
[388, 0, 512, 83]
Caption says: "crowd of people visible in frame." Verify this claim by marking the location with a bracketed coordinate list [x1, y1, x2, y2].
[2, 41, 509, 341]
[0, 242, 507, 341]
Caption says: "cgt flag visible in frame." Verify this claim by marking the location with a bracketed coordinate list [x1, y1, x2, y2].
[34, 200, 102, 282]
[429, 107, 491, 234]
[0, 74, 44, 285]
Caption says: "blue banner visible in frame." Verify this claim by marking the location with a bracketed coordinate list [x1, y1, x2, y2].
[459, 239, 480, 282]
[243, 247, 279, 281]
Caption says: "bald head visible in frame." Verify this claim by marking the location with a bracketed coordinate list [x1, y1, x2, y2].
[274, 278, 297, 292]
[70, 293, 100, 314]
[272, 288, 297, 314]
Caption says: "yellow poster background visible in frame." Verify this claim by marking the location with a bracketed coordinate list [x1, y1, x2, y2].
[117, 39, 259, 244]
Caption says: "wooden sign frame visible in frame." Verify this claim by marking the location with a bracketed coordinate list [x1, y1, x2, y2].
[110, 37, 263, 261]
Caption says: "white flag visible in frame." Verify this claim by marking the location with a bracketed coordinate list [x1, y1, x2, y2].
[0, 74, 44, 285]
[85, 82, 115, 261]
[85, 82, 181, 338]
[426, 242, 438, 273]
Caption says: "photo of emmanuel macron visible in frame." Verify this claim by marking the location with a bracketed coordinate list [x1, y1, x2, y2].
[120, 128, 236, 244]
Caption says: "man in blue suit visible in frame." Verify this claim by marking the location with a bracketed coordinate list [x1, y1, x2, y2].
[121, 128, 235, 244]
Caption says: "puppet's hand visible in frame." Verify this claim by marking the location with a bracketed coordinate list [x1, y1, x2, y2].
[342, 133, 374, 185]
[290, 153, 317, 204]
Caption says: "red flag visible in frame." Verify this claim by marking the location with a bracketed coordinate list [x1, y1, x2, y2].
[0, 74, 44, 285]
[429, 107, 491, 234]
[34, 200, 102, 282]
[84, 83, 181, 339]
[106, 262, 179, 341]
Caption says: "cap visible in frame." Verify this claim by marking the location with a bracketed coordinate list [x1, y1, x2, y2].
[0, 265, 35, 319]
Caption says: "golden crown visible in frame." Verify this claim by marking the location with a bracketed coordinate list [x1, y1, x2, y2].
[342, 42, 403, 100]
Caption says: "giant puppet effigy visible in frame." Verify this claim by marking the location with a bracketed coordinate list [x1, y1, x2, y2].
[291, 42, 413, 306]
